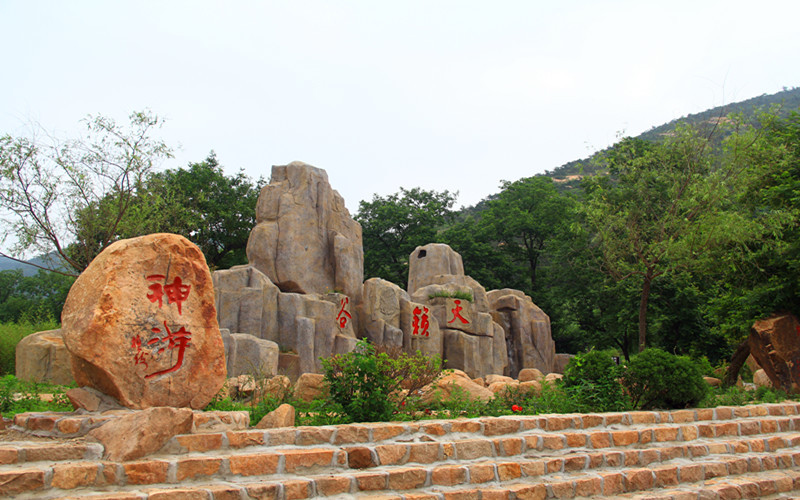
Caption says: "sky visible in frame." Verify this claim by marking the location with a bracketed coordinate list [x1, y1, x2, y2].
[2, 1, 799, 214]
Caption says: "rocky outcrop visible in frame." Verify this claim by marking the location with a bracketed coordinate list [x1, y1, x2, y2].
[15, 329, 74, 386]
[61, 233, 227, 410]
[221, 330, 279, 378]
[748, 313, 800, 393]
[213, 265, 279, 342]
[246, 162, 363, 302]
[407, 244, 508, 378]
[488, 289, 556, 377]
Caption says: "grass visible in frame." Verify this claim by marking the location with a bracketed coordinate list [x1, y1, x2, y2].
[428, 290, 474, 302]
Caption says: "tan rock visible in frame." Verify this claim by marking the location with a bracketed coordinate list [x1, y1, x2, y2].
[61, 234, 226, 409]
[519, 380, 542, 395]
[488, 289, 556, 376]
[360, 278, 407, 347]
[255, 403, 296, 429]
[745, 354, 761, 373]
[89, 407, 193, 461]
[553, 354, 574, 374]
[753, 369, 773, 388]
[246, 162, 363, 302]
[488, 380, 519, 395]
[15, 329, 74, 386]
[66, 387, 124, 412]
[213, 266, 279, 342]
[544, 373, 563, 383]
[407, 244, 465, 295]
[748, 313, 800, 393]
[293, 373, 327, 402]
[517, 368, 544, 382]
[421, 371, 493, 403]
[703, 376, 722, 388]
[485, 374, 514, 386]
[223, 332, 279, 378]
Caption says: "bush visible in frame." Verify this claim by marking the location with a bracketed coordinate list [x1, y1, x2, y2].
[563, 350, 629, 412]
[321, 339, 443, 423]
[622, 348, 708, 410]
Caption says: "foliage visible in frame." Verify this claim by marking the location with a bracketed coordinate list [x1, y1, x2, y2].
[480, 176, 578, 294]
[356, 187, 457, 287]
[562, 350, 629, 412]
[621, 349, 708, 410]
[0, 375, 72, 417]
[582, 120, 765, 352]
[75, 152, 264, 269]
[0, 269, 74, 324]
[321, 340, 443, 423]
[0, 111, 172, 275]
[0, 317, 60, 376]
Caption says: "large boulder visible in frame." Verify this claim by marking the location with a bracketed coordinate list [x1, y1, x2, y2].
[748, 313, 800, 393]
[61, 234, 227, 409]
[246, 162, 363, 302]
[488, 289, 556, 377]
[15, 329, 74, 386]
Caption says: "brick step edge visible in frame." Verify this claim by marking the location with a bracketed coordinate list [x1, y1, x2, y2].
[7, 448, 800, 499]
[3, 428, 800, 495]
[12, 402, 800, 445]
[19, 460, 800, 500]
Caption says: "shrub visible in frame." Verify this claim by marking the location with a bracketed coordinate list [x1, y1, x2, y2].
[321, 339, 442, 423]
[428, 290, 473, 302]
[622, 348, 708, 410]
[562, 350, 629, 412]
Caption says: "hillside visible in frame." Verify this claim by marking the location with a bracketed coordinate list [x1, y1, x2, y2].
[546, 86, 800, 181]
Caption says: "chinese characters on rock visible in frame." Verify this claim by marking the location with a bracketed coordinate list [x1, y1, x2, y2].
[336, 297, 352, 329]
[133, 274, 193, 379]
[412, 306, 430, 336]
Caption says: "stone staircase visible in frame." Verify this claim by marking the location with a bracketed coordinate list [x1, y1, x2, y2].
[2, 402, 800, 499]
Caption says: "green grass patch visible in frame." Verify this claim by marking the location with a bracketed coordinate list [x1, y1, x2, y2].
[428, 290, 474, 302]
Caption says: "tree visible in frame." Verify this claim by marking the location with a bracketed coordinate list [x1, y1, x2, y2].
[480, 176, 577, 295]
[0, 111, 172, 275]
[75, 153, 264, 269]
[583, 123, 752, 353]
[356, 188, 457, 287]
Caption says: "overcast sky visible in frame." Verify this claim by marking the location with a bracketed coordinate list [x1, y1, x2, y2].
[2, 1, 799, 213]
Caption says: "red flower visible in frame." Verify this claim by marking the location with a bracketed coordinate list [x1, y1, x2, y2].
[511, 404, 523, 413]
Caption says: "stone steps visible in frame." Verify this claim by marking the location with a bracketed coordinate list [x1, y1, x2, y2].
[1, 402, 799, 499]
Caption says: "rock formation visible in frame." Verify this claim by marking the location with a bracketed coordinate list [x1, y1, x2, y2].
[407, 244, 508, 378]
[246, 162, 363, 301]
[488, 289, 556, 376]
[61, 233, 227, 409]
[748, 313, 800, 393]
[15, 329, 74, 386]
[213, 164, 557, 381]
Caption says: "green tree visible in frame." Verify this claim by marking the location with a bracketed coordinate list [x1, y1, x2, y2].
[0, 111, 172, 275]
[356, 188, 457, 287]
[0, 269, 74, 323]
[70, 152, 264, 269]
[481, 176, 577, 295]
[583, 124, 753, 353]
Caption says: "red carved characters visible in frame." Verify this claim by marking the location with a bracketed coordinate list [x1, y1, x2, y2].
[448, 299, 469, 325]
[146, 275, 191, 315]
[412, 306, 430, 336]
[135, 273, 193, 379]
[336, 297, 352, 329]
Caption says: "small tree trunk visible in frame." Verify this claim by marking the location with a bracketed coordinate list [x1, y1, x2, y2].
[638, 276, 652, 353]
[724, 339, 750, 387]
